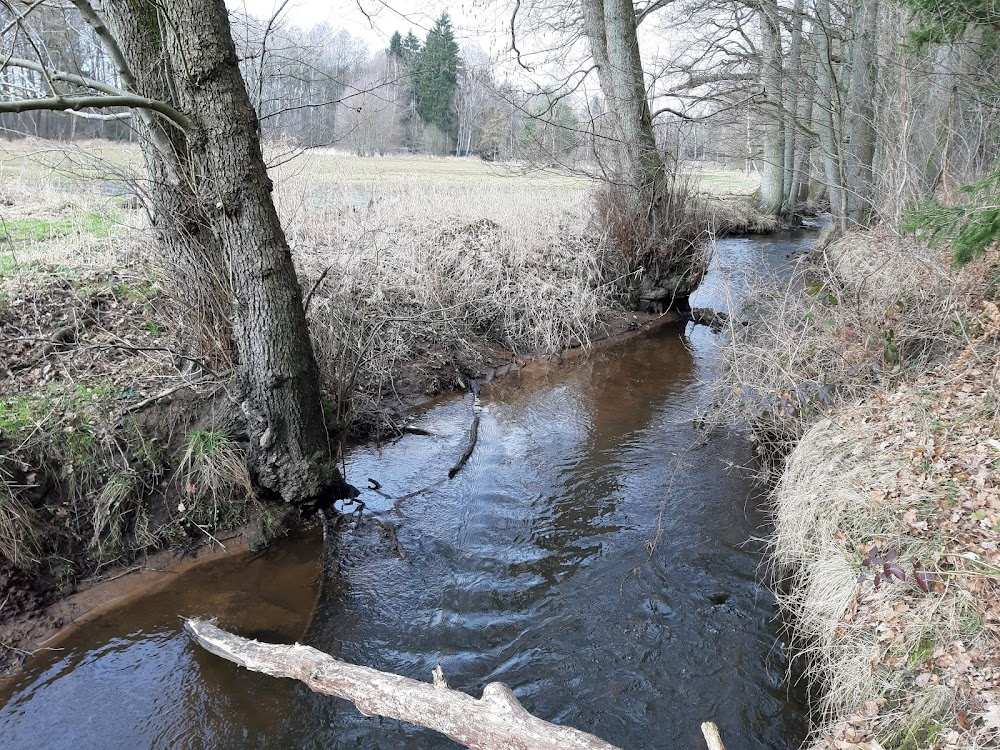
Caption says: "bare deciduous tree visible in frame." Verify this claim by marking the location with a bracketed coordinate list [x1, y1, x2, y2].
[1, 0, 344, 504]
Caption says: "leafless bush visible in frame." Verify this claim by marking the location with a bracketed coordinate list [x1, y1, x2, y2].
[592, 172, 713, 307]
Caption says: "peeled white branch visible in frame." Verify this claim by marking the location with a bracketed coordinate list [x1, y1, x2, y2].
[184, 617, 623, 750]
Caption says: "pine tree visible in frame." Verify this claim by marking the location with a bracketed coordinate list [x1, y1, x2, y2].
[402, 31, 422, 59]
[389, 30, 424, 151]
[416, 12, 459, 138]
[388, 30, 403, 58]
[898, 0, 1000, 265]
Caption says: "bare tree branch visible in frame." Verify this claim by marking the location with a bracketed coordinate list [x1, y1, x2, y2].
[635, 0, 675, 27]
[1, 56, 190, 129]
[0, 0, 46, 37]
[185, 618, 624, 750]
[3, 55, 126, 96]
[66, 0, 139, 90]
[0, 93, 189, 125]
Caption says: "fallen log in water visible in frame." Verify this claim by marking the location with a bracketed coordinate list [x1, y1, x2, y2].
[184, 617, 623, 750]
[685, 307, 740, 333]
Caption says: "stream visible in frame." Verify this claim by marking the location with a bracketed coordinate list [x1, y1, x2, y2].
[0, 231, 814, 749]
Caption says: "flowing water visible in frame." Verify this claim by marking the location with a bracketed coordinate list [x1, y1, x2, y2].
[0, 232, 815, 749]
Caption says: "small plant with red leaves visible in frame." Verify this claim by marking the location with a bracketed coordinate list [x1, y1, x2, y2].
[857, 544, 936, 593]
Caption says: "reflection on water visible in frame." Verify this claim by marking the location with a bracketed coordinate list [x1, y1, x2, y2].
[0, 232, 816, 750]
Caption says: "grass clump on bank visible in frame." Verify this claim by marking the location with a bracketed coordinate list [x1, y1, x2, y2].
[272, 160, 622, 433]
[704, 229, 969, 468]
[708, 228, 1000, 748]
[772, 347, 1000, 749]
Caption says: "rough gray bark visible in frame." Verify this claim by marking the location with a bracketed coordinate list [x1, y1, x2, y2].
[757, 0, 785, 216]
[185, 618, 624, 750]
[99, 1, 234, 360]
[813, 0, 846, 230]
[99, 0, 338, 502]
[843, 0, 878, 227]
[783, 0, 806, 215]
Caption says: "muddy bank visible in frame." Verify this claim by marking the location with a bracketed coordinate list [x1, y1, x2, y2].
[0, 526, 255, 682]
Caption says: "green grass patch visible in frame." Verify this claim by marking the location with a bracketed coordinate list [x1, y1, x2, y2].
[0, 212, 118, 243]
[688, 169, 760, 196]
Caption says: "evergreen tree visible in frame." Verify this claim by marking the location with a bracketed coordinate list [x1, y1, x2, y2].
[388, 30, 403, 58]
[899, 0, 1000, 265]
[402, 31, 422, 59]
[416, 12, 459, 137]
[389, 30, 424, 151]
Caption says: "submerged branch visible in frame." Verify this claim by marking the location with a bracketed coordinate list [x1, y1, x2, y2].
[448, 380, 481, 479]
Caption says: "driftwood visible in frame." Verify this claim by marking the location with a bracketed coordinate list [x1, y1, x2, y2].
[184, 618, 623, 750]
[701, 722, 725, 750]
[448, 379, 481, 479]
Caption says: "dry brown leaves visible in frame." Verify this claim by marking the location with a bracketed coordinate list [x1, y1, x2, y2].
[813, 300, 1000, 749]
[0, 268, 212, 416]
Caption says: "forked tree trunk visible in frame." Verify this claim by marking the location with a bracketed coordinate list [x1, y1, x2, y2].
[101, 0, 338, 502]
[580, 0, 704, 303]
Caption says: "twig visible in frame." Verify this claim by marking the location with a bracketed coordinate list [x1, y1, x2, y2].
[701, 722, 726, 750]
[448, 380, 481, 480]
[0, 640, 64, 658]
[124, 374, 226, 413]
[370, 517, 407, 560]
[192, 523, 228, 551]
[304, 264, 334, 312]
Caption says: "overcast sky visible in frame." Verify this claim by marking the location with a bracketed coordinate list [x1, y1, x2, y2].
[229, 0, 514, 56]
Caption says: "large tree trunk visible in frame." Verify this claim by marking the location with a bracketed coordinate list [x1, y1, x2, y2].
[102, 0, 338, 503]
[813, 0, 847, 231]
[783, 0, 808, 215]
[97, 0, 234, 360]
[757, 0, 786, 216]
[580, 0, 704, 305]
[843, 0, 878, 227]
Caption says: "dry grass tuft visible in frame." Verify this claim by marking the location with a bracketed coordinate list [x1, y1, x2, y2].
[703, 228, 969, 469]
[0, 479, 42, 571]
[706, 196, 779, 235]
[175, 429, 254, 531]
[89, 470, 141, 561]
[272, 164, 622, 430]
[772, 387, 1000, 749]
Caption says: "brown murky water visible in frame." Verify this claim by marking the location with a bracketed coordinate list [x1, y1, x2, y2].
[0, 232, 814, 749]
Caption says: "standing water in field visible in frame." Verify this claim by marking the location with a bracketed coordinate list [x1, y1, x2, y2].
[0, 232, 813, 749]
